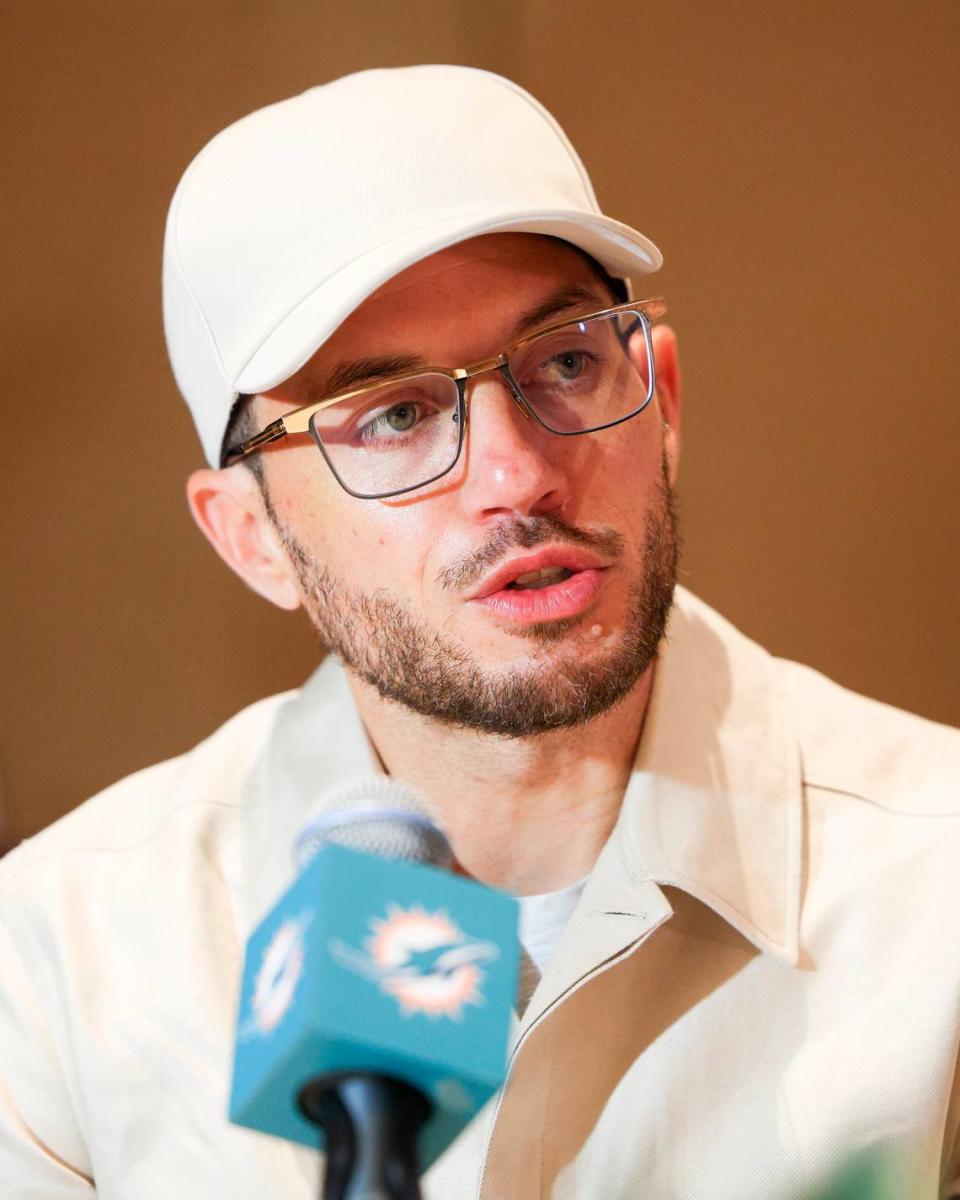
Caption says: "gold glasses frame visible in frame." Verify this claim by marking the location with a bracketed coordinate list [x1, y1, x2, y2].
[222, 297, 667, 499]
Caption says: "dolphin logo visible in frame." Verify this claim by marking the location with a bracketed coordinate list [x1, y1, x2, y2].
[329, 904, 499, 1019]
[240, 910, 314, 1039]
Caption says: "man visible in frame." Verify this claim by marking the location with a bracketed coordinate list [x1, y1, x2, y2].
[1, 65, 958, 1199]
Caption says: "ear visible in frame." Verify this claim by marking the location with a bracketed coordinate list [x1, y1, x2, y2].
[186, 466, 302, 611]
[651, 324, 682, 486]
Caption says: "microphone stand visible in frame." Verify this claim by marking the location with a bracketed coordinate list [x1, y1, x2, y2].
[300, 1073, 432, 1200]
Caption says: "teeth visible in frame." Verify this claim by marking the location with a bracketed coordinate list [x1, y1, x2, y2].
[508, 566, 574, 591]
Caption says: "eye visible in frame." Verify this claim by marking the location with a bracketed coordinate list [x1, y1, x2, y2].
[382, 403, 417, 432]
[522, 346, 598, 391]
[356, 396, 436, 443]
[314, 372, 462, 456]
[548, 350, 587, 380]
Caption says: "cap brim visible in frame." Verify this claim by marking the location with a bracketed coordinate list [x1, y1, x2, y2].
[234, 209, 662, 396]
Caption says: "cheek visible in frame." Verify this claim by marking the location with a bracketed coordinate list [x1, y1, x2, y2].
[354, 506, 445, 593]
[571, 420, 664, 519]
[270, 456, 442, 592]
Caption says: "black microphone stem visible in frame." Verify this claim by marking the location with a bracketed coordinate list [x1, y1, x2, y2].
[301, 1073, 432, 1200]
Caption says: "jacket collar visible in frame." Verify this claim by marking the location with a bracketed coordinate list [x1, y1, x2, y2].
[518, 587, 803, 1033]
[240, 587, 803, 966]
[616, 587, 803, 965]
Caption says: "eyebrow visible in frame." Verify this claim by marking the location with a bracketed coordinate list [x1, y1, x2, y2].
[506, 284, 610, 341]
[315, 283, 610, 400]
[321, 354, 425, 398]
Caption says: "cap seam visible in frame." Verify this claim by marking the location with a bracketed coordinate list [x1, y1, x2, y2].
[167, 180, 231, 390]
[477, 69, 602, 211]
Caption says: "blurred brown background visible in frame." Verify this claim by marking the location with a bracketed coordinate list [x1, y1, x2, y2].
[1, 0, 957, 848]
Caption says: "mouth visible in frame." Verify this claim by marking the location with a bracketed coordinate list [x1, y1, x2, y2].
[505, 565, 575, 591]
[466, 549, 611, 625]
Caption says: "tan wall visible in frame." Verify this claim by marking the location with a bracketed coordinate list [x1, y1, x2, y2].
[1, 0, 957, 847]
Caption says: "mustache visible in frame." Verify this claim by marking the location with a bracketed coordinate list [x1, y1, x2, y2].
[436, 515, 625, 593]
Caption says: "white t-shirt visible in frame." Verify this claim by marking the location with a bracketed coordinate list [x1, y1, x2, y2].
[516, 876, 587, 1010]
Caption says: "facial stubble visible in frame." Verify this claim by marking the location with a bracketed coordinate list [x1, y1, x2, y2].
[271, 458, 679, 738]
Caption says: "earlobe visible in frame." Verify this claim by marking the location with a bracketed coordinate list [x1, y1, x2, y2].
[185, 467, 302, 611]
[651, 324, 682, 485]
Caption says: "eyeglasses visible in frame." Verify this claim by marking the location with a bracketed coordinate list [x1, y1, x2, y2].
[223, 297, 667, 499]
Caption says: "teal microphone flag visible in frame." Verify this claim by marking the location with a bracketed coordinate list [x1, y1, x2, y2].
[229, 840, 519, 1169]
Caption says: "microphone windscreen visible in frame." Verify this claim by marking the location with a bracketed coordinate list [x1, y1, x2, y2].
[294, 777, 453, 870]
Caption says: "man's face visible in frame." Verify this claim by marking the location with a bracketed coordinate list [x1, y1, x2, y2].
[255, 234, 680, 736]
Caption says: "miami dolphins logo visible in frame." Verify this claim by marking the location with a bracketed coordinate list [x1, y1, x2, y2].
[241, 911, 313, 1038]
[329, 904, 499, 1020]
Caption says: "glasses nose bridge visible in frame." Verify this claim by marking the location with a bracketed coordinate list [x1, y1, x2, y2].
[456, 355, 532, 422]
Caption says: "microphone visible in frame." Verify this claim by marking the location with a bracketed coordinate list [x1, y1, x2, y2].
[229, 778, 519, 1199]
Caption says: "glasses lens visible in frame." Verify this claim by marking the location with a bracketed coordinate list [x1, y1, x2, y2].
[508, 310, 653, 433]
[309, 372, 461, 498]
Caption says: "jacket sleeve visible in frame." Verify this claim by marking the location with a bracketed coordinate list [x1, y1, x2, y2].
[0, 867, 95, 1196]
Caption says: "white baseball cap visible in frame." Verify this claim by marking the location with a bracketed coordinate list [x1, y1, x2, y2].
[163, 65, 663, 466]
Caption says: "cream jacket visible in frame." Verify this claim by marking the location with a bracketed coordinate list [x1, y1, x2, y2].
[1, 588, 958, 1198]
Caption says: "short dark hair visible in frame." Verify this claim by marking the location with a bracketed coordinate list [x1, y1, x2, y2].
[221, 392, 263, 481]
[219, 243, 629, 486]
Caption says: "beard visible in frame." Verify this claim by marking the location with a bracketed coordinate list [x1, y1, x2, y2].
[270, 457, 679, 738]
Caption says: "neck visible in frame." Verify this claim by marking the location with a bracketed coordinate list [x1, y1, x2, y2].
[345, 666, 655, 895]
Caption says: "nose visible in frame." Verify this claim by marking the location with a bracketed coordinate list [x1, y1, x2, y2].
[456, 368, 569, 522]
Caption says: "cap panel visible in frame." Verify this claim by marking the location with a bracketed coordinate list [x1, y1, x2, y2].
[162, 193, 235, 467]
[486, 70, 602, 210]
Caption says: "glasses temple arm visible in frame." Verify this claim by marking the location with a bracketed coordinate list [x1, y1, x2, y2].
[222, 418, 287, 467]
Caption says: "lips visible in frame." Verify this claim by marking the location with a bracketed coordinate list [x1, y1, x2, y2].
[465, 547, 610, 625]
[467, 548, 609, 601]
